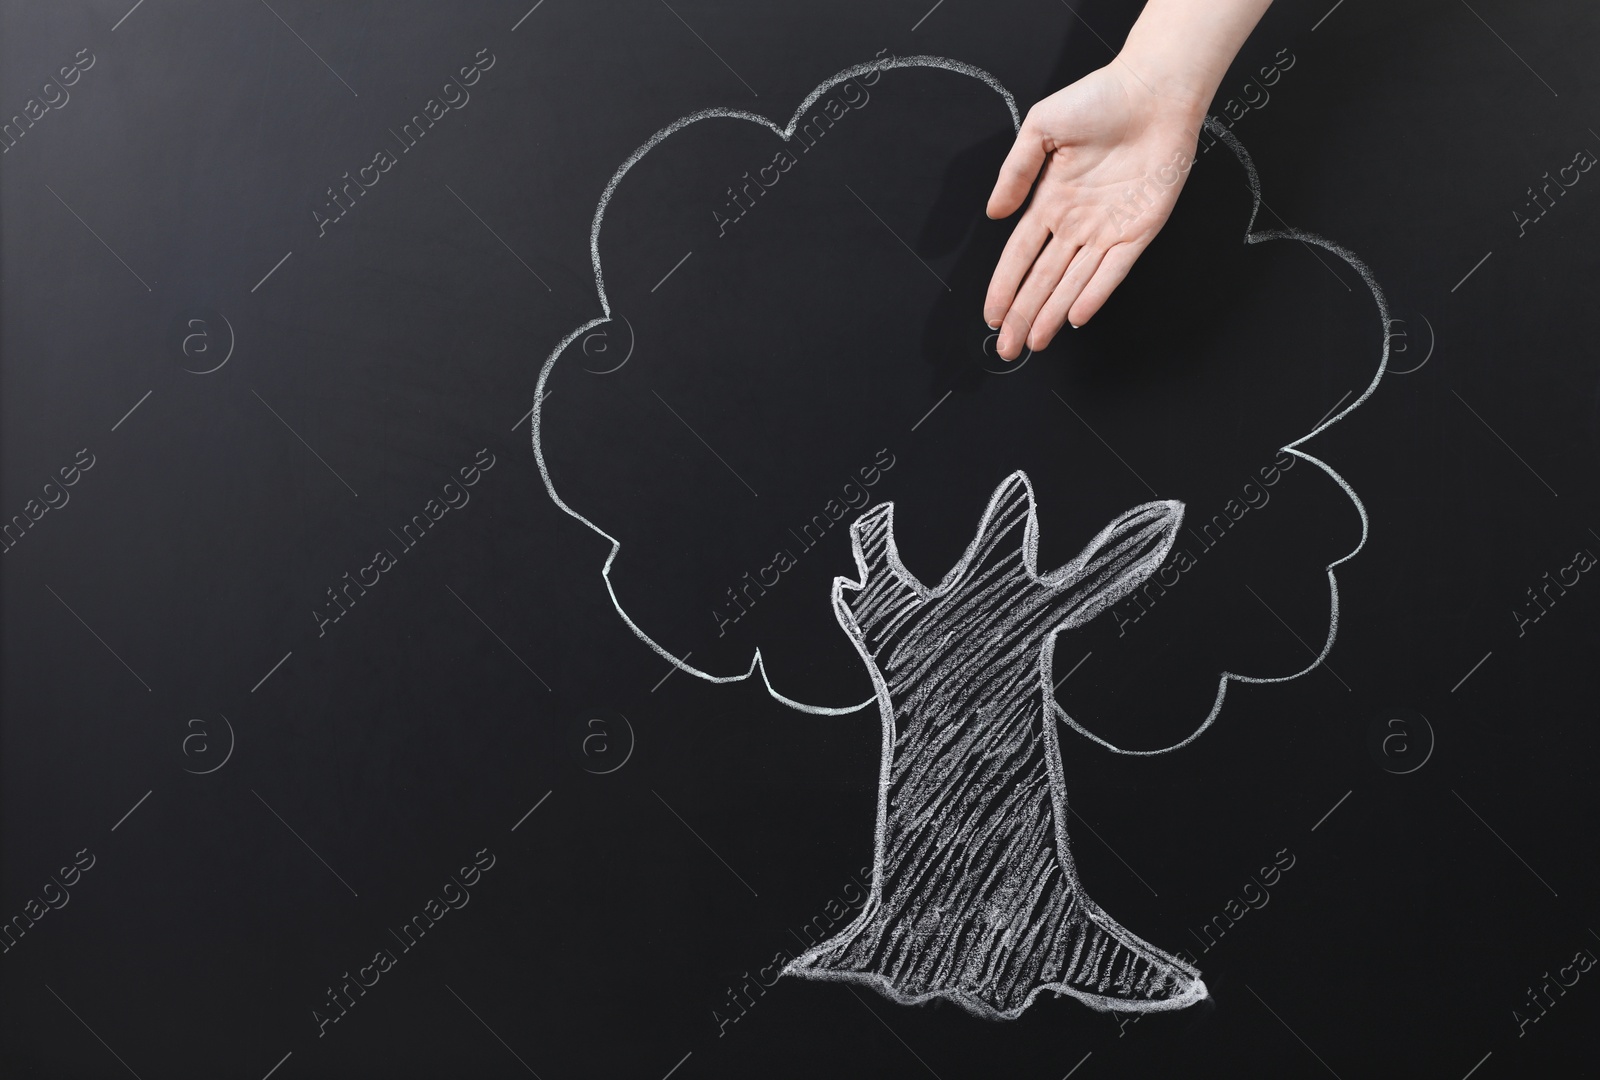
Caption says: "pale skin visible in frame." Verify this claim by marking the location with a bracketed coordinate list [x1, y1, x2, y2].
[985, 0, 1274, 358]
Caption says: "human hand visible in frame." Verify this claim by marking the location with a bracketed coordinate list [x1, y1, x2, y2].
[983, 62, 1205, 357]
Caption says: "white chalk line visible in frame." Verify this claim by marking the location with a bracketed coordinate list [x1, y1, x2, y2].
[531, 67, 1391, 773]
[651, 650, 692, 692]
[532, 57, 1017, 714]
[785, 473, 1207, 1018]
[1054, 650, 1091, 689]
[526, 73, 1394, 1019]
[1313, 389, 1353, 431]
[1054, 117, 1391, 755]
[1245, 583, 1353, 691]
[581, 56, 1015, 317]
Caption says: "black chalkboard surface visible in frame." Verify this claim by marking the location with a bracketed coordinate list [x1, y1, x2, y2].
[2, 1, 1597, 1077]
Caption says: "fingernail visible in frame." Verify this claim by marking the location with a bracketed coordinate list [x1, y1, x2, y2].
[1069, 322, 1080, 330]
[987, 320, 1000, 330]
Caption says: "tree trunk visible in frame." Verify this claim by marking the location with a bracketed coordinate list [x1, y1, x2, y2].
[785, 472, 1206, 1019]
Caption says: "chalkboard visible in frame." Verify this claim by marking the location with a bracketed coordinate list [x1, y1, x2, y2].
[3, 1, 1597, 1077]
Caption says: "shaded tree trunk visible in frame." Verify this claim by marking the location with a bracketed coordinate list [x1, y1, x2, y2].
[785, 472, 1205, 1019]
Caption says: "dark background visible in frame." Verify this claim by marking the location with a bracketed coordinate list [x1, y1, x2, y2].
[2, 1, 1597, 1077]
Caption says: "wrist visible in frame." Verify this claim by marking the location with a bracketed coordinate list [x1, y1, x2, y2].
[1113, 0, 1274, 122]
[1110, 45, 1219, 122]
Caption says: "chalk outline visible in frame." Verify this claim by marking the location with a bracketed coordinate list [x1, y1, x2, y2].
[529, 62, 1390, 740]
[1053, 118, 1389, 755]
[532, 56, 1017, 714]
[783, 473, 1209, 1018]
[581, 316, 636, 374]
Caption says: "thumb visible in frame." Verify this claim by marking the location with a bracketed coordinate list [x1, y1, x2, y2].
[987, 120, 1048, 218]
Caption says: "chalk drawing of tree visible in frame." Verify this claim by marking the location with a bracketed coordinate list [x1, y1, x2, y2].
[531, 57, 1389, 1019]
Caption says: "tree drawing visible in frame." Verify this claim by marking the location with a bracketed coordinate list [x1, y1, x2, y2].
[782, 474, 1206, 1016]
[532, 57, 1389, 1019]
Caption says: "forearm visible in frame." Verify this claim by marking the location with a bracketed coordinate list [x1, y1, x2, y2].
[1116, 0, 1274, 121]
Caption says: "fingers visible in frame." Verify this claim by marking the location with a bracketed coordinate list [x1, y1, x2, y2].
[986, 120, 1048, 220]
[1067, 242, 1145, 329]
[996, 235, 1079, 359]
[1016, 241, 1146, 350]
[1028, 245, 1106, 352]
[983, 214, 1050, 331]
